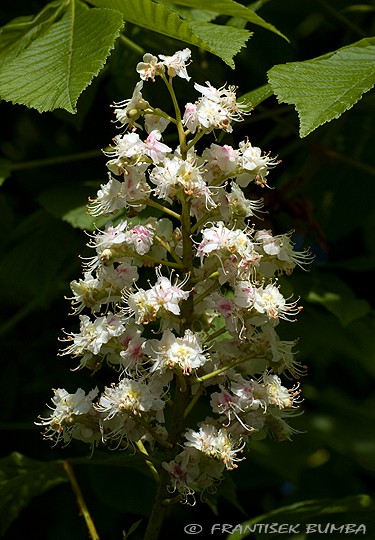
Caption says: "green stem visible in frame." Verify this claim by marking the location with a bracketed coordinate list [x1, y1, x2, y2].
[10, 150, 101, 171]
[143, 469, 171, 540]
[190, 357, 246, 385]
[154, 234, 183, 265]
[152, 107, 177, 125]
[135, 415, 173, 449]
[179, 192, 194, 333]
[193, 280, 220, 306]
[118, 34, 145, 54]
[142, 255, 183, 269]
[63, 461, 100, 540]
[191, 212, 221, 234]
[204, 326, 228, 344]
[185, 129, 209, 153]
[145, 198, 181, 220]
[162, 75, 187, 157]
[184, 384, 204, 417]
[135, 441, 160, 483]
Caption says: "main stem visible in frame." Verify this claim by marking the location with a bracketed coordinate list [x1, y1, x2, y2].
[143, 76, 195, 540]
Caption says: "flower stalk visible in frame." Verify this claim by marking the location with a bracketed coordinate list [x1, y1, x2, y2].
[37, 47, 312, 540]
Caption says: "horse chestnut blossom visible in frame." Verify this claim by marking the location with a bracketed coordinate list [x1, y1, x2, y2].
[37, 48, 312, 534]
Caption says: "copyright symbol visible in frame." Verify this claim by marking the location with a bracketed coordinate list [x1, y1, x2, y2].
[184, 523, 203, 535]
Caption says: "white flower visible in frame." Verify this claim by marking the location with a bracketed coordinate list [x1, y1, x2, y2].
[262, 372, 300, 409]
[162, 448, 199, 502]
[159, 48, 191, 80]
[117, 323, 147, 374]
[95, 377, 164, 419]
[143, 130, 172, 162]
[149, 155, 182, 202]
[197, 222, 255, 264]
[124, 224, 154, 255]
[151, 329, 207, 374]
[136, 53, 162, 81]
[183, 82, 247, 134]
[185, 423, 245, 470]
[68, 272, 102, 314]
[227, 183, 264, 220]
[101, 261, 139, 288]
[255, 230, 313, 272]
[236, 140, 278, 187]
[112, 81, 147, 130]
[182, 103, 199, 133]
[109, 132, 145, 160]
[253, 284, 301, 321]
[60, 314, 126, 357]
[118, 166, 151, 209]
[88, 174, 129, 217]
[144, 114, 170, 134]
[202, 143, 239, 182]
[123, 269, 190, 324]
[37, 388, 99, 446]
[233, 281, 257, 309]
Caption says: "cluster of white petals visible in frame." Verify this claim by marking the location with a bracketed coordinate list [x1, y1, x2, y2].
[38, 48, 311, 503]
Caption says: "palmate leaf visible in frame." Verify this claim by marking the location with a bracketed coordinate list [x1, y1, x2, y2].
[0, 0, 124, 112]
[159, 0, 288, 41]
[87, 0, 251, 67]
[0, 452, 68, 536]
[268, 37, 375, 137]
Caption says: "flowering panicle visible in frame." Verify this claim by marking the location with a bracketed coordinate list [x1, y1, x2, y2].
[38, 48, 312, 506]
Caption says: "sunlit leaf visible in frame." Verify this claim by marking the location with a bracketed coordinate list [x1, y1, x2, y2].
[160, 0, 288, 40]
[87, 0, 251, 67]
[0, 0, 124, 112]
[0, 453, 68, 536]
[268, 37, 375, 137]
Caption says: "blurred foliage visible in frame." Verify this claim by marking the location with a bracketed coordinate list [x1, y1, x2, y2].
[0, 0, 375, 539]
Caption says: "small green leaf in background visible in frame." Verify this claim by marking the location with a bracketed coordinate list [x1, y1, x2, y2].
[0, 159, 12, 186]
[239, 82, 274, 108]
[87, 0, 251, 68]
[0, 0, 124, 112]
[0, 452, 68, 536]
[226, 494, 374, 540]
[305, 273, 370, 327]
[267, 37, 375, 137]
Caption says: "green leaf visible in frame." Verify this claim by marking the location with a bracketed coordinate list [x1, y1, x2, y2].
[87, 0, 251, 67]
[268, 37, 375, 137]
[161, 0, 288, 40]
[0, 0, 67, 68]
[62, 204, 110, 230]
[225, 494, 374, 540]
[305, 273, 370, 327]
[0, 0, 124, 112]
[0, 158, 12, 186]
[238, 83, 274, 108]
[0, 452, 68, 536]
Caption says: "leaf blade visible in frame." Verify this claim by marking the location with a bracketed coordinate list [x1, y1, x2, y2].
[87, 0, 251, 67]
[161, 0, 288, 40]
[268, 37, 375, 137]
[0, 452, 68, 536]
[0, 0, 124, 112]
